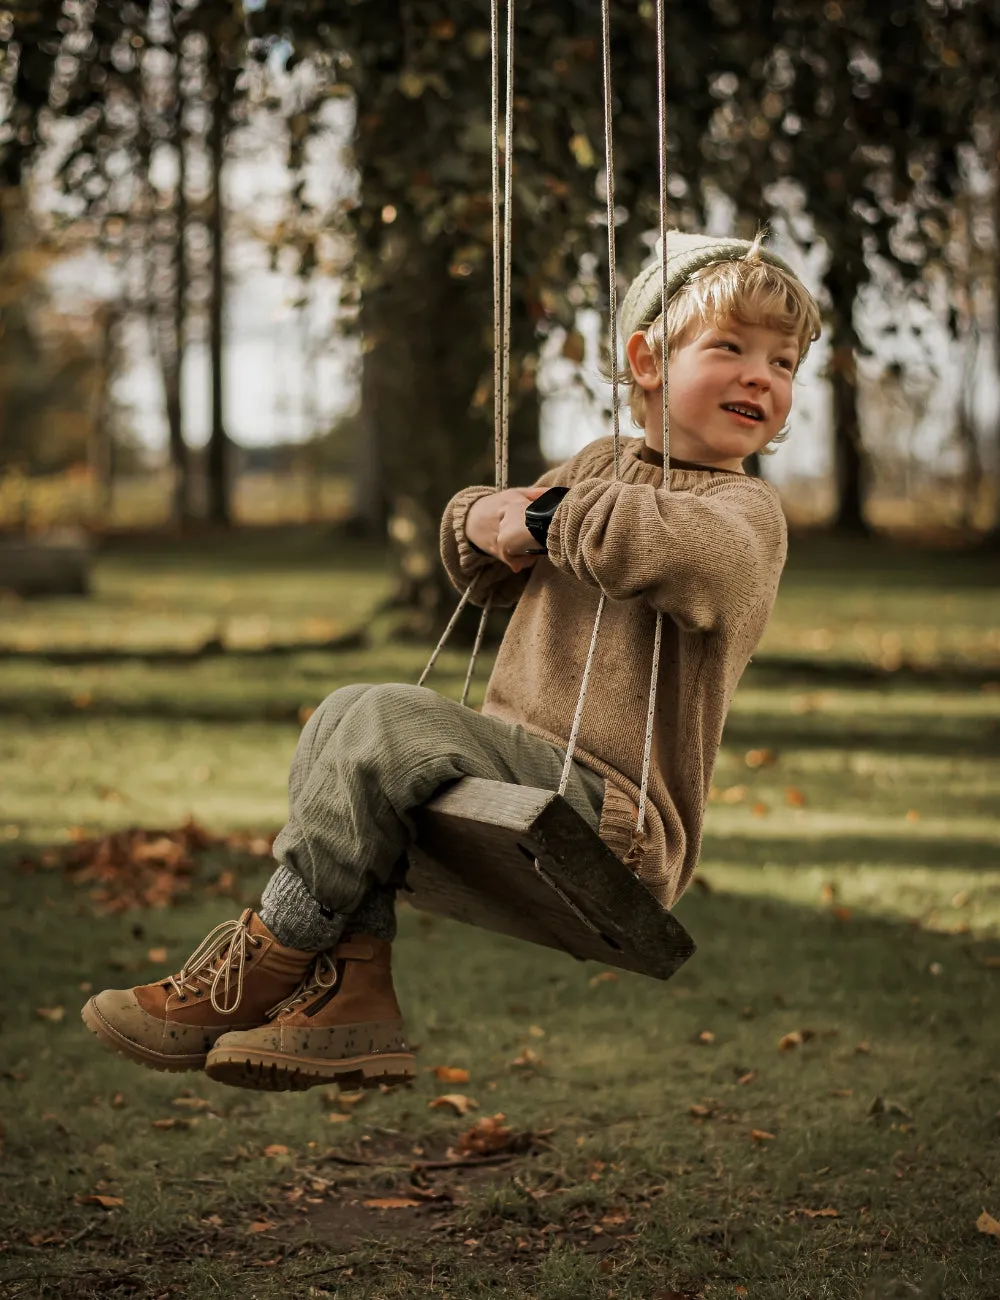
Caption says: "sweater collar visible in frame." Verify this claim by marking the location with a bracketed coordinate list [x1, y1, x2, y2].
[636, 443, 744, 475]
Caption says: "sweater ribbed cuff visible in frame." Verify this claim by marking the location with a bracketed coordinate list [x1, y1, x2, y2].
[260, 865, 348, 952]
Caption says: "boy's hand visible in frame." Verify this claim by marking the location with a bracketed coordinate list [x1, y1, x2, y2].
[465, 486, 550, 573]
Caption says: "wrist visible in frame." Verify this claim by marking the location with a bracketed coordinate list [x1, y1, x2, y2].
[524, 486, 569, 550]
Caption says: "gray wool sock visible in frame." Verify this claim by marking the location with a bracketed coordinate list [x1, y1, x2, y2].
[259, 865, 349, 952]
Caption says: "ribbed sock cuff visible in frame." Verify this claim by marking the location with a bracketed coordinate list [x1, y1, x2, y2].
[259, 865, 348, 951]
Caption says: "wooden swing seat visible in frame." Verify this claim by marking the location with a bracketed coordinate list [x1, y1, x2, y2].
[404, 777, 694, 981]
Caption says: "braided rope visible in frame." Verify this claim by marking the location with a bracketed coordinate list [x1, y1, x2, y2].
[635, 0, 670, 837]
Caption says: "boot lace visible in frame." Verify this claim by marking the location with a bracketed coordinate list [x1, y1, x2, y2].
[267, 951, 338, 1020]
[165, 910, 263, 1015]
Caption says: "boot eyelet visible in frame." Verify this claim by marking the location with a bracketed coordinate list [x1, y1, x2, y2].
[194, 988, 204, 996]
[250, 937, 262, 949]
[177, 994, 188, 1002]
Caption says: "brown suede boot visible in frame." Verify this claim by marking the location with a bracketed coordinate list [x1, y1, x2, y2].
[203, 934, 415, 1092]
[81, 909, 315, 1073]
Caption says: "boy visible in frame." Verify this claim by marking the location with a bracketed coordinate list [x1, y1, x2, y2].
[82, 231, 821, 1092]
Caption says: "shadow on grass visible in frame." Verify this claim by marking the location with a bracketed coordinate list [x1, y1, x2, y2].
[1, 842, 999, 1298]
[701, 832, 1000, 872]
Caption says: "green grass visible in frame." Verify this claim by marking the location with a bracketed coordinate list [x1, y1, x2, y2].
[1, 530, 999, 1298]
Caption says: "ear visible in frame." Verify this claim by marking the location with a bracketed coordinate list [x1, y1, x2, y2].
[625, 331, 662, 392]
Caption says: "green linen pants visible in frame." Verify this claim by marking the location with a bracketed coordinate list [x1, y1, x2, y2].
[259, 683, 606, 950]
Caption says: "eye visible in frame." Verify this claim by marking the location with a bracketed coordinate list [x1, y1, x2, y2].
[773, 357, 795, 371]
[715, 340, 739, 352]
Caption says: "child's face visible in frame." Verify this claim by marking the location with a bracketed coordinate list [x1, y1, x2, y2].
[636, 316, 800, 470]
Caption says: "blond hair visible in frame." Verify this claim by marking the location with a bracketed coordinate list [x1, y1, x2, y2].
[626, 239, 823, 443]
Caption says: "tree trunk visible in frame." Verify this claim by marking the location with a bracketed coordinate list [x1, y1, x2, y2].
[205, 36, 230, 527]
[166, 30, 192, 527]
[827, 291, 870, 536]
[359, 223, 543, 634]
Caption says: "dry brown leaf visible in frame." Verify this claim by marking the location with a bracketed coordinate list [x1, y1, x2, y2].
[80, 1194, 123, 1209]
[528, 1024, 546, 1038]
[172, 1096, 209, 1111]
[982, 956, 1000, 969]
[779, 1031, 803, 1051]
[430, 1066, 470, 1084]
[203, 1213, 224, 1228]
[588, 971, 619, 987]
[796, 1207, 839, 1218]
[750, 1129, 776, 1142]
[831, 906, 853, 922]
[263, 1144, 289, 1157]
[151, 1118, 190, 1130]
[35, 1006, 65, 1023]
[696, 1030, 715, 1045]
[298, 705, 317, 725]
[335, 1090, 367, 1108]
[719, 784, 748, 804]
[147, 947, 168, 963]
[111, 1092, 125, 1108]
[976, 1209, 1000, 1238]
[855, 1041, 872, 1054]
[905, 809, 921, 823]
[751, 802, 769, 817]
[830, 1088, 853, 1098]
[688, 1104, 713, 1119]
[737, 1070, 757, 1086]
[820, 883, 836, 905]
[785, 787, 807, 807]
[363, 1197, 423, 1210]
[510, 1047, 542, 1069]
[428, 1093, 478, 1116]
[328, 1112, 352, 1124]
[247, 1220, 277, 1234]
[453, 1113, 530, 1159]
[745, 748, 777, 769]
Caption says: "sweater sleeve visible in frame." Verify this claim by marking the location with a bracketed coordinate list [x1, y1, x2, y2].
[438, 440, 612, 609]
[544, 475, 788, 633]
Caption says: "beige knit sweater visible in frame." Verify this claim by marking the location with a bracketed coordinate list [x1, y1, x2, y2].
[439, 435, 788, 909]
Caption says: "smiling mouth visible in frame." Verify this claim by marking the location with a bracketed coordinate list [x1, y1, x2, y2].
[721, 402, 765, 422]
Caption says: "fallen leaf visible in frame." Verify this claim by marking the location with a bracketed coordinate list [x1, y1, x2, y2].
[750, 802, 769, 817]
[796, 1207, 839, 1218]
[976, 1209, 1000, 1238]
[778, 1031, 803, 1051]
[35, 1006, 65, 1022]
[428, 1093, 478, 1116]
[696, 1030, 715, 1045]
[905, 809, 921, 823]
[151, 1118, 191, 1130]
[80, 1194, 123, 1209]
[111, 1092, 125, 1108]
[363, 1197, 423, 1210]
[830, 1088, 853, 1098]
[263, 1144, 289, 1157]
[334, 1090, 367, 1109]
[327, 1112, 352, 1124]
[689, 1104, 713, 1119]
[719, 784, 748, 804]
[147, 947, 168, 963]
[982, 957, 1000, 969]
[855, 1041, 872, 1054]
[298, 705, 317, 725]
[453, 1113, 531, 1158]
[737, 1070, 757, 1086]
[820, 882, 837, 905]
[745, 748, 777, 769]
[831, 906, 853, 922]
[203, 1213, 224, 1228]
[528, 1025, 546, 1039]
[750, 1129, 776, 1142]
[785, 786, 807, 807]
[510, 1047, 542, 1069]
[247, 1220, 277, 1234]
[430, 1066, 470, 1084]
[588, 971, 619, 987]
[172, 1095, 209, 1111]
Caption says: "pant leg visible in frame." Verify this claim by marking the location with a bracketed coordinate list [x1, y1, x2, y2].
[261, 682, 604, 949]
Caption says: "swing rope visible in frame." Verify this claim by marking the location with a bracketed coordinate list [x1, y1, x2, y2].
[421, 0, 669, 847]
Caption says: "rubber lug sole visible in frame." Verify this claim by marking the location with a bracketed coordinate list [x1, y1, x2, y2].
[81, 998, 206, 1073]
[204, 1047, 416, 1093]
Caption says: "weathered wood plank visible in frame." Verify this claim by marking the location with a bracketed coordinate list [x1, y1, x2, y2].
[406, 778, 695, 981]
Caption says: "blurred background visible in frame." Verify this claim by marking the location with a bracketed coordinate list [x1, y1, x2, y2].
[1, 0, 999, 617]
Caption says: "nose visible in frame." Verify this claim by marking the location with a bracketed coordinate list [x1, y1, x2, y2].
[742, 357, 771, 390]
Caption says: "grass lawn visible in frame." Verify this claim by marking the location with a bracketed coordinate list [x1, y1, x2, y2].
[1, 531, 999, 1299]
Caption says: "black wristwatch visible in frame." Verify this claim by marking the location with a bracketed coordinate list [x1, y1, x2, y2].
[524, 486, 569, 551]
